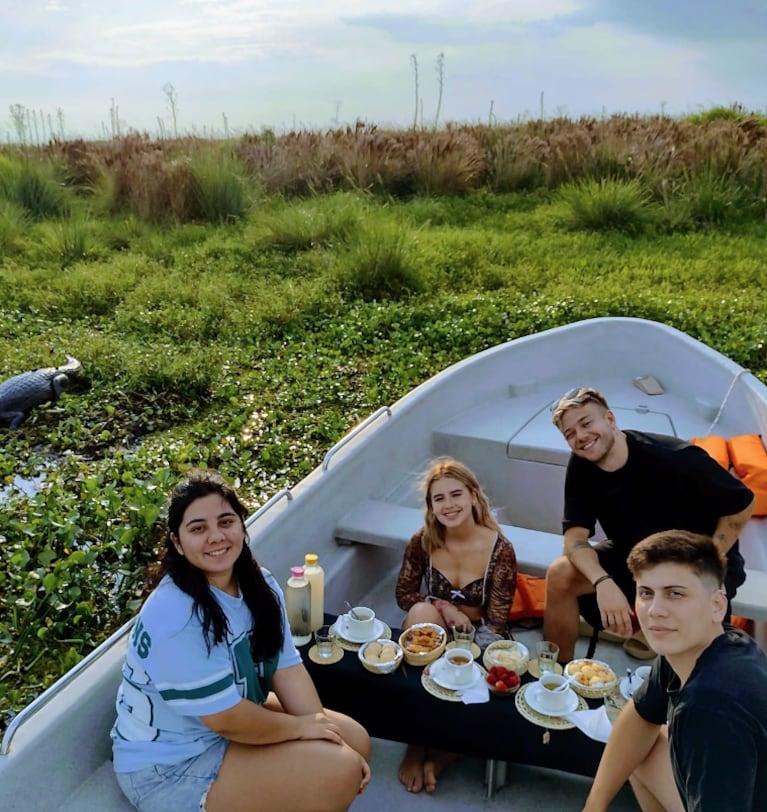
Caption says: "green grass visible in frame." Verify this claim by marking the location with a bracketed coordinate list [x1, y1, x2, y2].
[1, 170, 767, 731]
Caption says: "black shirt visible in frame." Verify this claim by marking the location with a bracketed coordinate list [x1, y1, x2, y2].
[563, 431, 753, 590]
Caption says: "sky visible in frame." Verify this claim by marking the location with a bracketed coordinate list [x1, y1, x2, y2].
[2, 0, 766, 141]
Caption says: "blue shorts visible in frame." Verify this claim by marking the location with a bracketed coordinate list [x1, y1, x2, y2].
[115, 738, 228, 812]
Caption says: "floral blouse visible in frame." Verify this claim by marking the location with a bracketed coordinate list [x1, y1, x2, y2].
[395, 529, 518, 633]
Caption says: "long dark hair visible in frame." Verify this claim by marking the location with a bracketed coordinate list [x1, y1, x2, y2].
[156, 469, 283, 661]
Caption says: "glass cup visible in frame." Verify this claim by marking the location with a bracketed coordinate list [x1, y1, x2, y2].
[536, 640, 560, 675]
[315, 625, 335, 659]
[452, 626, 476, 651]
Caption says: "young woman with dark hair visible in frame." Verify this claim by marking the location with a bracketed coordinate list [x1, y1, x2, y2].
[112, 469, 370, 812]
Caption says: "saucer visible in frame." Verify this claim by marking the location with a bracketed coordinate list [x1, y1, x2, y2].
[525, 684, 580, 717]
[331, 616, 384, 644]
[430, 659, 482, 691]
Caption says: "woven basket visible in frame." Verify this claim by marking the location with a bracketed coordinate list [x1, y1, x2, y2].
[482, 640, 530, 676]
[564, 658, 618, 698]
[399, 623, 447, 666]
[358, 639, 404, 675]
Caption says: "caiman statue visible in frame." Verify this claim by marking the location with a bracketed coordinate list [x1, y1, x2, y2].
[0, 355, 83, 429]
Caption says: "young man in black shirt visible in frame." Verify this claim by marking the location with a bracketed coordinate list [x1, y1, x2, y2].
[546, 387, 754, 662]
[583, 530, 767, 812]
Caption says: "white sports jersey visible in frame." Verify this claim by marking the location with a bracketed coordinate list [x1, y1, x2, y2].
[112, 569, 300, 773]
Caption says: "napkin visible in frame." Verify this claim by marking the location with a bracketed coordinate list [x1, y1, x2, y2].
[563, 706, 613, 743]
[429, 658, 490, 704]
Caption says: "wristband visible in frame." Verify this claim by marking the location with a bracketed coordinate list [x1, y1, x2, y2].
[592, 574, 614, 589]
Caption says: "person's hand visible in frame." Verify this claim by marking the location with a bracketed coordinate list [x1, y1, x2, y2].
[595, 580, 634, 637]
[295, 712, 344, 745]
[442, 606, 471, 631]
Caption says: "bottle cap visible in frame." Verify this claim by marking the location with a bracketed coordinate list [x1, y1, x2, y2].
[290, 566, 305, 577]
[304, 553, 319, 566]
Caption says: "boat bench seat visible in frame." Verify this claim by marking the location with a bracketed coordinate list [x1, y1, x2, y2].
[336, 500, 767, 638]
[335, 499, 562, 577]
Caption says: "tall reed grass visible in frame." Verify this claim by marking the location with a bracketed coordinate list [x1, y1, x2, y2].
[1, 111, 765, 230]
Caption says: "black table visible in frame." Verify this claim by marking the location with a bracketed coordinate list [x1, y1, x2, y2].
[301, 616, 606, 780]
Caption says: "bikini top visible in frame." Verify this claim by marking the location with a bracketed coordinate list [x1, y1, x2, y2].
[427, 534, 501, 607]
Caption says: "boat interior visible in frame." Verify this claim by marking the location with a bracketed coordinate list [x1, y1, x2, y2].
[3, 318, 766, 810]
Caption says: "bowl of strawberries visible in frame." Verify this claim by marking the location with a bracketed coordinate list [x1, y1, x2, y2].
[486, 665, 521, 696]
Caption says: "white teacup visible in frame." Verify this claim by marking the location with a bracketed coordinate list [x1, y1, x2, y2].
[346, 606, 375, 638]
[629, 665, 652, 692]
[443, 648, 474, 686]
[537, 673, 573, 712]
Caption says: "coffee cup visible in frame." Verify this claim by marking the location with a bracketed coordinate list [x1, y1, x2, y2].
[629, 665, 652, 692]
[346, 606, 375, 638]
[537, 673, 572, 712]
[634, 665, 652, 683]
[443, 647, 474, 686]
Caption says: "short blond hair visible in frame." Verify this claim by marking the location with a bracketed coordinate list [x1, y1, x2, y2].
[551, 387, 610, 431]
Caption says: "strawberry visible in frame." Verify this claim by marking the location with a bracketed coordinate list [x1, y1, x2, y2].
[486, 673, 497, 685]
[494, 680, 509, 692]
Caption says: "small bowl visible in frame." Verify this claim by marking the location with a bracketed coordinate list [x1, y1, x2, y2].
[398, 622, 447, 666]
[358, 639, 404, 675]
[483, 640, 530, 675]
[486, 664, 522, 697]
[488, 680, 520, 697]
[564, 658, 618, 698]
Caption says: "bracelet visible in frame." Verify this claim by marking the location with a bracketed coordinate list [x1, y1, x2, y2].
[592, 574, 614, 589]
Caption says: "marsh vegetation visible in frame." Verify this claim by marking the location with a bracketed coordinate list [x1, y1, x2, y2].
[1, 109, 766, 729]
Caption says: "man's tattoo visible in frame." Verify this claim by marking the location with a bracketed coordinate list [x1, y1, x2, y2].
[569, 540, 592, 552]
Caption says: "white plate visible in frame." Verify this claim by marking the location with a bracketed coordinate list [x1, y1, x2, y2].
[525, 684, 580, 717]
[331, 616, 385, 644]
[430, 660, 482, 691]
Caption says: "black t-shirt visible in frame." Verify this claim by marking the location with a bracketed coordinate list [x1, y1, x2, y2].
[634, 627, 767, 811]
[562, 431, 753, 587]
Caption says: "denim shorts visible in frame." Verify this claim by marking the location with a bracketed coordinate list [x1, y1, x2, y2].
[115, 738, 228, 812]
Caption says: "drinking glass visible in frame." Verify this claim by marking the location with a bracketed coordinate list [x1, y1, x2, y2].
[452, 626, 476, 651]
[536, 640, 559, 675]
[315, 625, 335, 659]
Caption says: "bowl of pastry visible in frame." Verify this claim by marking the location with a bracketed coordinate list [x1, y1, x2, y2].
[564, 658, 618, 698]
[358, 639, 404, 675]
[398, 623, 447, 666]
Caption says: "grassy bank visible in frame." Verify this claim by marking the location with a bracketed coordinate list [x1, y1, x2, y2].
[1, 112, 766, 729]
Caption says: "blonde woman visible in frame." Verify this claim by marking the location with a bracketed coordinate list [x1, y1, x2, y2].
[395, 458, 517, 793]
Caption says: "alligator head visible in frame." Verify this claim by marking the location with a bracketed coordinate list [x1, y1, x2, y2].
[0, 355, 84, 429]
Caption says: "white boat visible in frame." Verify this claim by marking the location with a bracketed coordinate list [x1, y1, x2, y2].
[2, 316, 766, 811]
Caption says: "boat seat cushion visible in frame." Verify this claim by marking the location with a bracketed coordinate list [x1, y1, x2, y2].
[727, 434, 767, 516]
[508, 573, 546, 621]
[690, 435, 730, 469]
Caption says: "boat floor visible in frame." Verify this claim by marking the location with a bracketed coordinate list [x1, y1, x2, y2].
[347, 564, 641, 811]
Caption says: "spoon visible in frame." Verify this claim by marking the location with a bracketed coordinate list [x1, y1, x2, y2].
[344, 601, 361, 620]
[546, 674, 577, 692]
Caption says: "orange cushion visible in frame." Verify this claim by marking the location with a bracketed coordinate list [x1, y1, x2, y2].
[726, 434, 767, 516]
[731, 615, 755, 636]
[690, 435, 730, 469]
[509, 573, 546, 621]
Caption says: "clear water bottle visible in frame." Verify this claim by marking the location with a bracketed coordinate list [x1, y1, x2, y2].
[303, 553, 325, 631]
[285, 566, 312, 645]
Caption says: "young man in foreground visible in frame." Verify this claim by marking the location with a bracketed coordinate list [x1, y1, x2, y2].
[583, 530, 767, 812]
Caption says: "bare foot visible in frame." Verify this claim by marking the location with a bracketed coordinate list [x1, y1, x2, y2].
[398, 744, 426, 793]
[423, 749, 461, 793]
